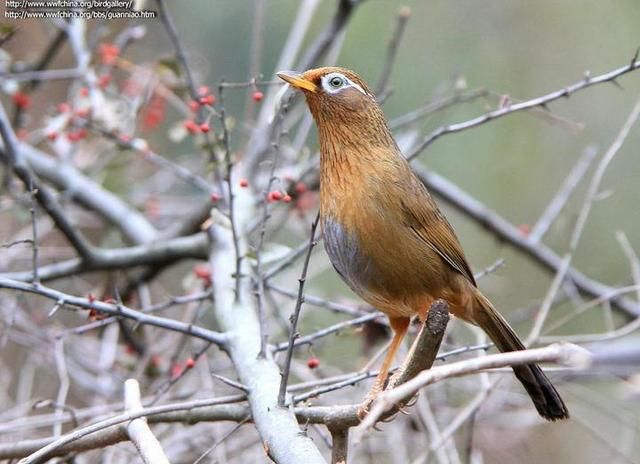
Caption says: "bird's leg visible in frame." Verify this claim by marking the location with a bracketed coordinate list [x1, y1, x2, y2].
[387, 299, 435, 386]
[416, 298, 434, 324]
[358, 316, 410, 420]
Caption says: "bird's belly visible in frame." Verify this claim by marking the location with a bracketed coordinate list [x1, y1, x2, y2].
[322, 216, 375, 295]
[322, 215, 443, 317]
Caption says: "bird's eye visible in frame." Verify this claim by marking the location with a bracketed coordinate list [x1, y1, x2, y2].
[329, 76, 344, 88]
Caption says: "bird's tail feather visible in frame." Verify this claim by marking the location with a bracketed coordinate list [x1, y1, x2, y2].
[471, 289, 569, 421]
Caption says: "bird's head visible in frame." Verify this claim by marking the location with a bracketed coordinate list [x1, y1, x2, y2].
[277, 67, 378, 121]
[277, 67, 393, 149]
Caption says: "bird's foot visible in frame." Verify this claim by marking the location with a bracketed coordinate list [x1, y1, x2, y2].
[357, 389, 380, 421]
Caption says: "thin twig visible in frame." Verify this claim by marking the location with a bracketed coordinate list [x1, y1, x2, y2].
[0, 103, 95, 261]
[617, 231, 640, 303]
[0, 277, 227, 346]
[253, 111, 286, 358]
[218, 84, 243, 300]
[19, 395, 247, 463]
[570, 96, 640, 252]
[529, 145, 599, 243]
[406, 53, 640, 160]
[28, 179, 39, 283]
[375, 6, 411, 96]
[274, 313, 379, 352]
[192, 418, 250, 464]
[277, 212, 320, 407]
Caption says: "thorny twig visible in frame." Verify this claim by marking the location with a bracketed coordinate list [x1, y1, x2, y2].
[277, 212, 320, 407]
[407, 51, 640, 160]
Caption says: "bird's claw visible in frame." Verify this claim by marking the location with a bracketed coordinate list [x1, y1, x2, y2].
[357, 400, 371, 421]
[357, 391, 379, 421]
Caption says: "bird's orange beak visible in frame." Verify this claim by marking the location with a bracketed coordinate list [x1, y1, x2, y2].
[276, 71, 317, 93]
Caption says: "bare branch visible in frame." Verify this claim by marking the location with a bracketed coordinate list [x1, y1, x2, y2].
[375, 6, 411, 96]
[329, 427, 349, 464]
[0, 103, 94, 260]
[19, 142, 158, 244]
[209, 186, 326, 463]
[123, 379, 170, 464]
[528, 145, 598, 243]
[0, 277, 227, 346]
[278, 213, 320, 406]
[355, 343, 591, 438]
[407, 53, 640, 160]
[2, 232, 208, 282]
[569, 96, 640, 252]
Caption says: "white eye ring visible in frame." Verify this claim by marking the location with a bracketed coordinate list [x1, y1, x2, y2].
[321, 72, 367, 95]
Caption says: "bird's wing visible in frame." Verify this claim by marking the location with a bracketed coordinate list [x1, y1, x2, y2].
[399, 175, 477, 287]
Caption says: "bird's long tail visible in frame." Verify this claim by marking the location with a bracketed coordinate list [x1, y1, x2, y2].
[470, 289, 569, 421]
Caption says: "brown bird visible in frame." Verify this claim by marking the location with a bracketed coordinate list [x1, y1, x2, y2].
[277, 67, 569, 421]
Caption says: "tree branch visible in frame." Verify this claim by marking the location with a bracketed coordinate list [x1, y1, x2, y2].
[407, 53, 640, 160]
[19, 143, 158, 244]
[1, 232, 208, 282]
[123, 379, 170, 464]
[0, 103, 94, 260]
[209, 186, 326, 464]
[0, 277, 227, 346]
[355, 343, 591, 437]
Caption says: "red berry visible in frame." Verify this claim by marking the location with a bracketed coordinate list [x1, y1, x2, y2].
[239, 178, 249, 188]
[184, 120, 199, 134]
[193, 264, 212, 285]
[268, 191, 283, 202]
[99, 43, 120, 65]
[295, 182, 308, 194]
[252, 91, 264, 102]
[282, 194, 292, 203]
[198, 85, 210, 96]
[189, 100, 199, 112]
[46, 132, 58, 141]
[199, 123, 210, 133]
[199, 94, 216, 106]
[306, 357, 320, 369]
[210, 192, 221, 203]
[98, 74, 111, 88]
[57, 102, 71, 113]
[185, 357, 196, 369]
[12, 92, 31, 109]
[79, 87, 89, 97]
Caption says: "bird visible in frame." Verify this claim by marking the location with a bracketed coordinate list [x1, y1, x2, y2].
[277, 67, 569, 421]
